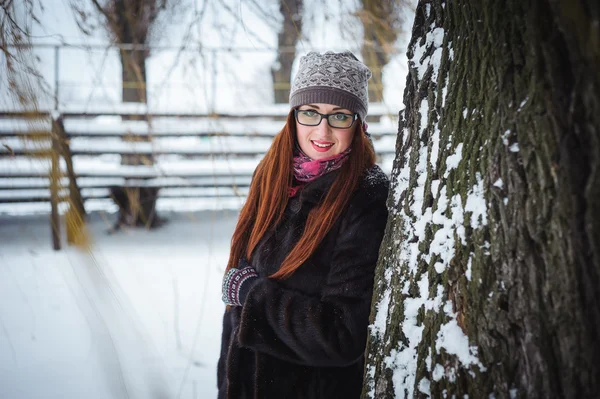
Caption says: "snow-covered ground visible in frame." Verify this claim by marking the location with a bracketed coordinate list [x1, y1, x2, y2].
[0, 210, 238, 398]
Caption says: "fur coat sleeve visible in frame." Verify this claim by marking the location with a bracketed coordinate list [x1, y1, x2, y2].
[236, 182, 388, 368]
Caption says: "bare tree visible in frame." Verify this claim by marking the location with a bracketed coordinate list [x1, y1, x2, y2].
[85, 0, 174, 104]
[358, 0, 405, 103]
[0, 0, 49, 109]
[363, 0, 600, 398]
[0, 0, 84, 249]
[73, 0, 180, 228]
[272, 0, 303, 103]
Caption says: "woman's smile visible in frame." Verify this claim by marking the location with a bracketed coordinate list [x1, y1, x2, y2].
[311, 139, 335, 152]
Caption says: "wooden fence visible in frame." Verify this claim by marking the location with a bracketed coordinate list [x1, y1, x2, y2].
[0, 106, 399, 249]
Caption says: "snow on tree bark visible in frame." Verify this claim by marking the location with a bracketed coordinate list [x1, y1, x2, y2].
[363, 0, 600, 398]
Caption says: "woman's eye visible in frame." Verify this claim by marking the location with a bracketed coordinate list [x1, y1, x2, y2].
[302, 110, 317, 117]
[333, 113, 349, 121]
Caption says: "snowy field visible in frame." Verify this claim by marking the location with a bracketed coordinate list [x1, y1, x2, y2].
[0, 210, 239, 398]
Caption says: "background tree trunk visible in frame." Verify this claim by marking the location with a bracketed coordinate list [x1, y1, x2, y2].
[363, 0, 599, 398]
[272, 0, 303, 103]
[120, 47, 147, 105]
[114, 0, 158, 228]
[89, 0, 165, 228]
[359, 0, 403, 103]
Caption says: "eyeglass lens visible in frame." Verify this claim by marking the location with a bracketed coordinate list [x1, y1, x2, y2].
[296, 110, 355, 128]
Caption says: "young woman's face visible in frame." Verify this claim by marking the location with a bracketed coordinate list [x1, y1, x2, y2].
[295, 103, 357, 160]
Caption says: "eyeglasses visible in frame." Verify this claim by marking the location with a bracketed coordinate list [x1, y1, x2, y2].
[294, 109, 358, 129]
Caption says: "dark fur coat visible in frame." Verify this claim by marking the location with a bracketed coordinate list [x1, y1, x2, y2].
[218, 165, 389, 399]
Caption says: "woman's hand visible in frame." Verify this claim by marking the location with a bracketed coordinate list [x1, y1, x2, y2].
[221, 259, 259, 306]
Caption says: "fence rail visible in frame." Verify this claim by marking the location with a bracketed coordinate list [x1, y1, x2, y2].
[4, 43, 403, 115]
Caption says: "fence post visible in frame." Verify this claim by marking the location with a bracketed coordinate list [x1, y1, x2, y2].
[54, 46, 59, 110]
[54, 116, 87, 245]
[211, 49, 217, 112]
[50, 118, 61, 250]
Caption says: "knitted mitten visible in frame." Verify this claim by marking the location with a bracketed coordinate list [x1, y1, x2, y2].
[222, 264, 259, 306]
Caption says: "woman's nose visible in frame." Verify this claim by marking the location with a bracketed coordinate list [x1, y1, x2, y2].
[315, 117, 331, 134]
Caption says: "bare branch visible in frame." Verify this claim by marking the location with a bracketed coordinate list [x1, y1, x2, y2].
[153, 0, 208, 96]
[89, 0, 116, 25]
[245, 0, 280, 30]
[218, 0, 274, 48]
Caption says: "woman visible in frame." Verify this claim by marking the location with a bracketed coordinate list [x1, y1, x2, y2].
[218, 51, 389, 399]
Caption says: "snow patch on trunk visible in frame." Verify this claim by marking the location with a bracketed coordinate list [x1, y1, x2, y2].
[367, 14, 490, 396]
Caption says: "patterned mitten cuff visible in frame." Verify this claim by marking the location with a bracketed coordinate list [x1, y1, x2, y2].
[222, 266, 259, 306]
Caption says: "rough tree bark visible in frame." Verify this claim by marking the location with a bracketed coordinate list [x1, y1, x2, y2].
[272, 0, 303, 103]
[363, 0, 599, 398]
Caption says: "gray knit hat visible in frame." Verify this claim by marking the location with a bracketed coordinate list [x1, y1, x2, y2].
[289, 51, 372, 121]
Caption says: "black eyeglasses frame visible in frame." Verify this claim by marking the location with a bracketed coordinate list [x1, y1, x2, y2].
[294, 109, 359, 129]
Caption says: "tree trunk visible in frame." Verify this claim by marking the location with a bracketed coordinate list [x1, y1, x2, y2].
[363, 0, 600, 398]
[272, 0, 303, 103]
[112, 0, 161, 228]
[120, 48, 147, 105]
[114, 45, 161, 228]
[359, 0, 402, 103]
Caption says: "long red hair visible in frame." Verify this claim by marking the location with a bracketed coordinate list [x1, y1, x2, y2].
[225, 111, 375, 279]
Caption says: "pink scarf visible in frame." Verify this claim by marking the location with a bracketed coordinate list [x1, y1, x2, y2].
[289, 147, 351, 197]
